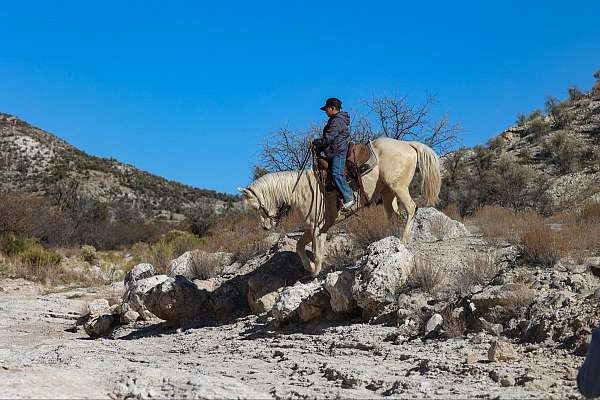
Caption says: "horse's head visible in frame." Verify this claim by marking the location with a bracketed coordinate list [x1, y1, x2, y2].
[238, 187, 279, 230]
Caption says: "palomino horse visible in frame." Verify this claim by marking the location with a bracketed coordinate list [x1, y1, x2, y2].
[238, 138, 441, 276]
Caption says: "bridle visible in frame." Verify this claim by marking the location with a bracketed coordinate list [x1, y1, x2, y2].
[246, 187, 286, 222]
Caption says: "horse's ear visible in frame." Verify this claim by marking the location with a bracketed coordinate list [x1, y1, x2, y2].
[237, 187, 252, 198]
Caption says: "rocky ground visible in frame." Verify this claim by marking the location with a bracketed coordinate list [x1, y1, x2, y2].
[1, 208, 597, 399]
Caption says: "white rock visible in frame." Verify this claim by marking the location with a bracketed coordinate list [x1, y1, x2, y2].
[425, 313, 443, 334]
[411, 207, 470, 242]
[271, 280, 322, 322]
[124, 263, 155, 289]
[122, 274, 169, 320]
[324, 269, 356, 313]
[143, 276, 209, 325]
[87, 298, 110, 316]
[488, 340, 518, 362]
[352, 237, 414, 319]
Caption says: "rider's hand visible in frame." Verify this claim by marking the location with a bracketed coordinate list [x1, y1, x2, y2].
[312, 138, 324, 149]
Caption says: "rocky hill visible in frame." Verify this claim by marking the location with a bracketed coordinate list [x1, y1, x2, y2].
[0, 113, 238, 220]
[441, 73, 600, 214]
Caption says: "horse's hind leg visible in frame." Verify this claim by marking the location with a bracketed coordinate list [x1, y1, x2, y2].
[390, 186, 417, 242]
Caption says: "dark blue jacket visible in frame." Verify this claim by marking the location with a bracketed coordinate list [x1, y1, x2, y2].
[578, 327, 600, 398]
[316, 111, 351, 158]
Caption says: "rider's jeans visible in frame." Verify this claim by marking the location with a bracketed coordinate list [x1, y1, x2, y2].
[331, 145, 354, 204]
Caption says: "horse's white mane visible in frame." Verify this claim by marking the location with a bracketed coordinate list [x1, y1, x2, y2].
[248, 170, 315, 213]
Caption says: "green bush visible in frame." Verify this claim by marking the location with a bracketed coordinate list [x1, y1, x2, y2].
[20, 245, 63, 282]
[161, 230, 203, 258]
[147, 241, 174, 274]
[0, 234, 37, 256]
[543, 132, 584, 173]
[80, 245, 98, 264]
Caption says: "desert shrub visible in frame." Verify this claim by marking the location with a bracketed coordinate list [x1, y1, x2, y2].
[545, 96, 572, 129]
[442, 203, 461, 221]
[202, 211, 270, 263]
[147, 241, 174, 274]
[161, 230, 203, 258]
[527, 118, 552, 138]
[454, 251, 499, 295]
[0, 234, 37, 256]
[469, 206, 540, 242]
[407, 257, 445, 296]
[519, 222, 569, 266]
[516, 113, 527, 126]
[325, 243, 356, 270]
[440, 307, 466, 338]
[80, 245, 97, 264]
[568, 85, 584, 101]
[542, 132, 584, 173]
[346, 205, 396, 249]
[580, 203, 600, 224]
[189, 252, 224, 280]
[18, 245, 63, 283]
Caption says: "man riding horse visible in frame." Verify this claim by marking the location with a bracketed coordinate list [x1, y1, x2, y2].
[312, 97, 355, 211]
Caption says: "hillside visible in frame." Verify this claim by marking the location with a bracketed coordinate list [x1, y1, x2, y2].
[0, 113, 238, 220]
[441, 75, 600, 215]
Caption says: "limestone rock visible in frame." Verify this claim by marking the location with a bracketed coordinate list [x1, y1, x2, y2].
[144, 275, 209, 325]
[87, 298, 110, 316]
[411, 207, 470, 242]
[124, 263, 155, 289]
[122, 274, 170, 320]
[488, 340, 518, 362]
[120, 310, 139, 324]
[271, 280, 322, 322]
[352, 237, 414, 319]
[425, 313, 443, 334]
[324, 269, 356, 313]
[83, 314, 115, 338]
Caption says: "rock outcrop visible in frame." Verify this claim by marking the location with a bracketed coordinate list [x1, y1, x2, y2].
[352, 237, 414, 319]
[144, 276, 209, 325]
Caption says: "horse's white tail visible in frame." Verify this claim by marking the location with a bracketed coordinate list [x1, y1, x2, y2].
[408, 141, 441, 206]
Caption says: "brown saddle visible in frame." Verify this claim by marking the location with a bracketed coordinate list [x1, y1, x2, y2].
[315, 142, 376, 205]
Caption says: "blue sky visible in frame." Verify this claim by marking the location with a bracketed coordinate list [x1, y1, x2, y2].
[1, 1, 599, 193]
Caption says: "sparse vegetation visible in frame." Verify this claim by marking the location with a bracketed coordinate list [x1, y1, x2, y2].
[189, 251, 225, 280]
[407, 257, 445, 295]
[346, 205, 396, 249]
[454, 251, 499, 295]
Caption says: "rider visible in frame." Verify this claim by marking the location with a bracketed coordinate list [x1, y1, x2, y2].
[312, 97, 355, 211]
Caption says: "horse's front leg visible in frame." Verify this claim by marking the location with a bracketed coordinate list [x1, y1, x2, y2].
[311, 230, 327, 276]
[296, 228, 315, 275]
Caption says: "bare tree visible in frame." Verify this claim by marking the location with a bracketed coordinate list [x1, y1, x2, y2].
[258, 94, 462, 173]
[258, 125, 319, 172]
[360, 95, 461, 154]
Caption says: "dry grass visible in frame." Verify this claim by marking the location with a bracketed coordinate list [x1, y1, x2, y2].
[442, 203, 462, 221]
[454, 251, 500, 295]
[407, 257, 445, 295]
[147, 241, 174, 275]
[346, 205, 397, 249]
[440, 307, 466, 338]
[519, 222, 570, 266]
[189, 251, 224, 280]
[467, 206, 540, 242]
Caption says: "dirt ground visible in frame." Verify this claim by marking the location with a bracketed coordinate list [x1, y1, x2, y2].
[0, 277, 583, 399]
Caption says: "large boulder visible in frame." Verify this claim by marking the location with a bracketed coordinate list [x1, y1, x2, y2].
[271, 280, 325, 322]
[124, 263, 155, 289]
[144, 275, 209, 325]
[411, 207, 470, 242]
[84, 314, 116, 338]
[122, 274, 169, 320]
[169, 250, 233, 280]
[324, 269, 356, 313]
[352, 237, 414, 319]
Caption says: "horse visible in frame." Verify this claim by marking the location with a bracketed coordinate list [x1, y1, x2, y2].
[238, 138, 441, 276]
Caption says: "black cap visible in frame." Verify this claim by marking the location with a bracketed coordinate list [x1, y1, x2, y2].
[320, 97, 342, 110]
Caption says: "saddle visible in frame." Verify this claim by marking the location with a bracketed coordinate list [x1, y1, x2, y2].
[316, 141, 378, 205]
